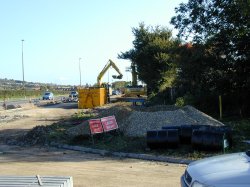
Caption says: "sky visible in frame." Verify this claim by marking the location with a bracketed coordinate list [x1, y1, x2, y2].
[0, 0, 187, 86]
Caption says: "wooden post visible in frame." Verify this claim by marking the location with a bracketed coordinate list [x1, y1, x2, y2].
[219, 95, 222, 120]
[91, 135, 95, 145]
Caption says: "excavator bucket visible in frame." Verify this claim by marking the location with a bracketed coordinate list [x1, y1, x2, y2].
[112, 75, 123, 79]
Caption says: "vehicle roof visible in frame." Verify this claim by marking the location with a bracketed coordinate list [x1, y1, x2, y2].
[187, 152, 250, 185]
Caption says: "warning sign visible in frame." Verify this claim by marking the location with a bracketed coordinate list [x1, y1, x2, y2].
[101, 115, 118, 132]
[88, 119, 103, 134]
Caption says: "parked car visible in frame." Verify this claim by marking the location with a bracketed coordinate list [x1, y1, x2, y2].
[42, 92, 54, 100]
[181, 151, 250, 187]
[112, 90, 121, 95]
[69, 91, 78, 97]
[68, 91, 78, 102]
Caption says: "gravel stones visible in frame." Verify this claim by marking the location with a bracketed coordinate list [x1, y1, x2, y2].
[66, 103, 224, 138]
[182, 105, 224, 126]
[120, 109, 194, 137]
[120, 105, 224, 137]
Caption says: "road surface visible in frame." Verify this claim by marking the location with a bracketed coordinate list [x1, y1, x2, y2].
[0, 102, 186, 187]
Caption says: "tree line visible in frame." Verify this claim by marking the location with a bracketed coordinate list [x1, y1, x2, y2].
[119, 0, 250, 117]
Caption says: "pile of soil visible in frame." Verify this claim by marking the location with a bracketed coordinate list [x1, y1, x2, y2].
[19, 125, 53, 146]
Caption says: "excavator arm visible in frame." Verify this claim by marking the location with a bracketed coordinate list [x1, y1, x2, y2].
[97, 59, 123, 86]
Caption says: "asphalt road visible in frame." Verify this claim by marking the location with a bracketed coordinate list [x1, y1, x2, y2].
[0, 94, 122, 111]
[0, 95, 68, 110]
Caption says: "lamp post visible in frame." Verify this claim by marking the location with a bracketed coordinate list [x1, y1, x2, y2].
[79, 58, 82, 87]
[21, 39, 25, 98]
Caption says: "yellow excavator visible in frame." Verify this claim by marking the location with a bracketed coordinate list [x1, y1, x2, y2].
[97, 59, 123, 87]
[96, 59, 123, 103]
[78, 59, 123, 109]
[124, 61, 146, 97]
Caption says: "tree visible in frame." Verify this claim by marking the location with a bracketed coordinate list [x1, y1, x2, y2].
[111, 81, 127, 90]
[171, 0, 250, 116]
[119, 23, 180, 97]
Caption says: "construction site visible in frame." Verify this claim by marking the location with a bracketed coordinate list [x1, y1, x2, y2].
[0, 99, 229, 187]
[1, 0, 250, 185]
[1, 52, 249, 187]
[0, 55, 247, 186]
[0, 60, 236, 187]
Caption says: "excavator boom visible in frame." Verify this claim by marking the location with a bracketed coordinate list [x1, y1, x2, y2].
[97, 59, 123, 86]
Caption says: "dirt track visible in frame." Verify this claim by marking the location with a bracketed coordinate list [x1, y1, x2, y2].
[0, 103, 186, 187]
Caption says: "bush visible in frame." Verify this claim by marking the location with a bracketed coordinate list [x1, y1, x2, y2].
[175, 97, 185, 107]
[175, 94, 195, 107]
[148, 88, 176, 105]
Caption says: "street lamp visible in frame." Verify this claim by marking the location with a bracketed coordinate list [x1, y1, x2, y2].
[21, 39, 25, 98]
[79, 58, 82, 87]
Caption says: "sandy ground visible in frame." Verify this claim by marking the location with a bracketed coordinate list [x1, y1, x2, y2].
[0, 103, 186, 187]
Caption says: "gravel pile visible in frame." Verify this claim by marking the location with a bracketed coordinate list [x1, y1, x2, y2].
[182, 105, 224, 126]
[11, 102, 225, 146]
[66, 102, 133, 137]
[95, 102, 133, 125]
[119, 105, 224, 137]
[66, 103, 224, 138]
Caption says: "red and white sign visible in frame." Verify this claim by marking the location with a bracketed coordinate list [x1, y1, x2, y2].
[88, 119, 103, 134]
[101, 115, 118, 132]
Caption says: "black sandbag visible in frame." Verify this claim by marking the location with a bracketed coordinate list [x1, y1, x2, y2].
[167, 129, 180, 147]
[157, 130, 168, 147]
[191, 129, 229, 151]
[203, 125, 233, 148]
[180, 125, 193, 144]
[146, 129, 179, 149]
[146, 130, 158, 149]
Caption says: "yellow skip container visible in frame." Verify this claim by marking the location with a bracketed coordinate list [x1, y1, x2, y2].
[78, 88, 107, 109]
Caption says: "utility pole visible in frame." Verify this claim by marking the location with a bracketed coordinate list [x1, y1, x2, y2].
[79, 58, 82, 87]
[21, 39, 25, 98]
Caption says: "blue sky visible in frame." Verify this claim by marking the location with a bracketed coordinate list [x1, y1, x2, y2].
[0, 0, 186, 86]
